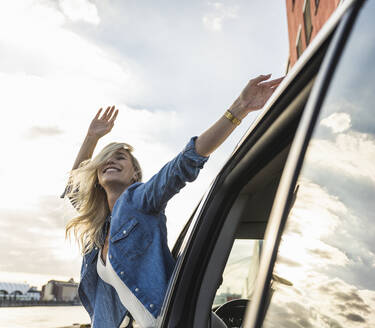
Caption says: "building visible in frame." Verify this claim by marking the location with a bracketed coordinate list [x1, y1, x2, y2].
[27, 286, 42, 301]
[41, 278, 79, 302]
[286, 0, 342, 70]
[0, 282, 41, 301]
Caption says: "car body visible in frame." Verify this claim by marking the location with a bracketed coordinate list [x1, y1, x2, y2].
[155, 0, 375, 327]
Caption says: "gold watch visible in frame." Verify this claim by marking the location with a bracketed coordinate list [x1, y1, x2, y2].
[224, 110, 241, 126]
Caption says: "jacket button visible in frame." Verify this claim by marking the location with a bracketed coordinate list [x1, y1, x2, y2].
[85, 264, 88, 267]
[135, 288, 139, 292]
[109, 255, 112, 259]
[123, 230, 127, 234]
[120, 271, 124, 275]
[149, 304, 154, 308]
[95, 247, 98, 250]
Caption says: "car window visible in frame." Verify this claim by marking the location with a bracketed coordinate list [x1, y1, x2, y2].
[212, 239, 262, 328]
[262, 1, 375, 327]
[213, 239, 262, 308]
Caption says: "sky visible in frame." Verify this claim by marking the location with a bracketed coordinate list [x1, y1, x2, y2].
[0, 0, 288, 289]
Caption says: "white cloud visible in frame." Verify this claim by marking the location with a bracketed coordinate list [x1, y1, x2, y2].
[321, 112, 352, 133]
[308, 130, 375, 183]
[275, 178, 350, 283]
[265, 146, 375, 327]
[59, 0, 100, 25]
[0, 0, 143, 209]
[266, 276, 375, 328]
[203, 2, 238, 31]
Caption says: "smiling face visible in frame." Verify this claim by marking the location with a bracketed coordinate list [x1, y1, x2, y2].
[97, 149, 136, 190]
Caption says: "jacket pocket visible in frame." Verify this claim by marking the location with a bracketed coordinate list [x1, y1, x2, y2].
[111, 216, 139, 242]
[110, 216, 152, 259]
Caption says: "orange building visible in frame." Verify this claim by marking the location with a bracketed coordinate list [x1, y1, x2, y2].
[286, 0, 342, 70]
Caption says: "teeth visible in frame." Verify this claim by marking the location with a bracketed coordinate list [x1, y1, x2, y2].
[104, 168, 119, 173]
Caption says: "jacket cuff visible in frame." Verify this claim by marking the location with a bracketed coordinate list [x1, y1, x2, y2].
[182, 136, 210, 168]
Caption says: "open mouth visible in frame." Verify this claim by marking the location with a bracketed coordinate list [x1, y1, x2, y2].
[103, 167, 121, 174]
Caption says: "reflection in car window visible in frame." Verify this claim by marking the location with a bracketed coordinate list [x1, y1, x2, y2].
[213, 239, 262, 307]
[263, 2, 375, 327]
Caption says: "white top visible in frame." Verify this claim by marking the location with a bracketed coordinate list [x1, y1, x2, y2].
[97, 248, 157, 328]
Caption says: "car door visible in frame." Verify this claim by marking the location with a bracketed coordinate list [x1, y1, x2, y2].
[157, 3, 353, 328]
[244, 0, 375, 327]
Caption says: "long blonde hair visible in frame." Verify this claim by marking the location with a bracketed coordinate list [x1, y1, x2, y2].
[65, 142, 142, 255]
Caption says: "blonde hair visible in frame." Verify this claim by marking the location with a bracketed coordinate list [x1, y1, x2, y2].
[65, 142, 142, 255]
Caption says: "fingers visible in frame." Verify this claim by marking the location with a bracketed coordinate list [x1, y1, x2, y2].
[261, 76, 284, 87]
[102, 106, 113, 120]
[250, 74, 272, 85]
[107, 106, 115, 120]
[95, 108, 103, 119]
[99, 105, 117, 121]
[109, 109, 119, 123]
[98, 106, 110, 120]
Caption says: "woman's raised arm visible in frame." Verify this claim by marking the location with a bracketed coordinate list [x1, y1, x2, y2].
[125, 74, 283, 213]
[71, 106, 119, 170]
[195, 74, 283, 157]
[61, 106, 118, 200]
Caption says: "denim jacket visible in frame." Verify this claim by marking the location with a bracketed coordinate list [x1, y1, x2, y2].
[78, 136, 209, 327]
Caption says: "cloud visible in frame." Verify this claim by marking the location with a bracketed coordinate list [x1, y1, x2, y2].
[59, 0, 100, 25]
[308, 248, 334, 260]
[345, 302, 371, 315]
[320, 112, 351, 133]
[78, 0, 287, 116]
[264, 277, 375, 328]
[261, 128, 375, 326]
[26, 125, 64, 138]
[263, 159, 375, 327]
[280, 176, 375, 292]
[277, 255, 302, 267]
[308, 131, 375, 184]
[202, 2, 238, 31]
[334, 290, 364, 303]
[0, 196, 81, 285]
[294, 121, 375, 290]
[341, 313, 366, 323]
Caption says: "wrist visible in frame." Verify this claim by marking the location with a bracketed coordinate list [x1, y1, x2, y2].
[85, 133, 100, 143]
[228, 99, 247, 120]
[224, 110, 241, 126]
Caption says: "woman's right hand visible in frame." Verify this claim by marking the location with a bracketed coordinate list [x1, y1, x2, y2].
[87, 106, 119, 139]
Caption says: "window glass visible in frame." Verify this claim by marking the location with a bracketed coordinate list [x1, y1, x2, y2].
[262, 2, 375, 327]
[304, 0, 313, 44]
[213, 239, 263, 328]
[213, 239, 262, 307]
[315, 0, 320, 13]
[296, 26, 303, 58]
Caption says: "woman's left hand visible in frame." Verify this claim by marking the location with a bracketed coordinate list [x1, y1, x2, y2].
[230, 74, 284, 119]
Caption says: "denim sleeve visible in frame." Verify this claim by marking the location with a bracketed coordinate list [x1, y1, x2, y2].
[131, 136, 209, 213]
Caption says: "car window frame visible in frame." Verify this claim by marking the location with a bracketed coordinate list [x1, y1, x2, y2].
[191, 74, 316, 328]
[243, 1, 366, 327]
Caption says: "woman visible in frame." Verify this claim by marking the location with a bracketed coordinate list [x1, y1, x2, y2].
[63, 74, 282, 328]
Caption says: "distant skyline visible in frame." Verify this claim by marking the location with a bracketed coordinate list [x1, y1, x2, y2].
[0, 0, 288, 289]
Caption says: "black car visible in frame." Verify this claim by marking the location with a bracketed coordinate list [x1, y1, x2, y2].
[154, 0, 375, 327]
